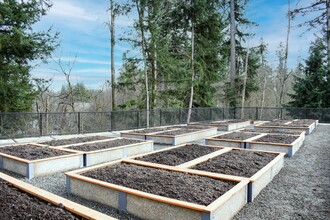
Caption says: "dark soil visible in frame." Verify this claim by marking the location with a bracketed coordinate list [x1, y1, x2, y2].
[155, 129, 200, 136]
[170, 125, 212, 130]
[211, 119, 246, 125]
[213, 132, 260, 140]
[254, 134, 298, 144]
[41, 136, 114, 146]
[286, 123, 309, 127]
[0, 179, 84, 220]
[192, 149, 277, 178]
[242, 128, 303, 135]
[67, 139, 143, 151]
[292, 119, 316, 125]
[135, 144, 219, 165]
[0, 145, 71, 160]
[83, 163, 236, 206]
[130, 127, 172, 134]
[262, 122, 289, 126]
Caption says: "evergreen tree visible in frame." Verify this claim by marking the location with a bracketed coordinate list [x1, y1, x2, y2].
[0, 0, 58, 112]
[289, 38, 329, 108]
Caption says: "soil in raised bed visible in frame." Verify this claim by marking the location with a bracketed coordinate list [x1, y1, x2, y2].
[192, 149, 277, 177]
[210, 119, 247, 125]
[130, 127, 172, 134]
[292, 119, 315, 125]
[0, 145, 70, 160]
[169, 125, 213, 130]
[212, 132, 260, 140]
[262, 122, 289, 126]
[285, 123, 309, 127]
[242, 128, 303, 135]
[135, 144, 219, 166]
[0, 179, 84, 220]
[154, 129, 200, 136]
[83, 163, 236, 206]
[41, 136, 114, 146]
[254, 134, 298, 144]
[66, 138, 143, 151]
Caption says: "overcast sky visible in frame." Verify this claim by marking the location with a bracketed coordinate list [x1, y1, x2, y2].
[31, 0, 318, 91]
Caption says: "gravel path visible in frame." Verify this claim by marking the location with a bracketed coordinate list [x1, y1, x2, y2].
[234, 124, 330, 220]
[1, 125, 329, 219]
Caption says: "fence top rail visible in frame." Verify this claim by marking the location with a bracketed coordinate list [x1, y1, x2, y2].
[0, 107, 329, 115]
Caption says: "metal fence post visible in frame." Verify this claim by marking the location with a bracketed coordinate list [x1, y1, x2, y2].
[233, 107, 236, 119]
[109, 111, 112, 131]
[77, 112, 81, 134]
[179, 108, 182, 124]
[305, 109, 308, 119]
[280, 108, 283, 119]
[210, 108, 212, 121]
[137, 111, 140, 128]
[255, 107, 259, 120]
[39, 113, 43, 136]
[160, 109, 162, 126]
[222, 107, 225, 119]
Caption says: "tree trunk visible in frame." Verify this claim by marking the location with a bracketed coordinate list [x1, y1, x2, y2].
[147, 2, 158, 109]
[136, 1, 150, 127]
[279, 0, 291, 107]
[327, 0, 330, 73]
[153, 42, 158, 107]
[230, 0, 236, 89]
[241, 48, 249, 119]
[260, 73, 267, 119]
[110, 0, 116, 110]
[187, 11, 195, 124]
[284, 0, 290, 70]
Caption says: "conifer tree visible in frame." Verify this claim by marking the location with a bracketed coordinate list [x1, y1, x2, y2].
[289, 38, 329, 108]
[0, 0, 58, 112]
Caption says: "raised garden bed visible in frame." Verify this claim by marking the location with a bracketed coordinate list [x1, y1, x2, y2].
[0, 145, 83, 179]
[39, 136, 115, 147]
[146, 127, 217, 145]
[134, 144, 221, 166]
[120, 126, 174, 140]
[191, 120, 251, 131]
[0, 172, 113, 219]
[261, 121, 291, 126]
[66, 160, 249, 220]
[246, 133, 304, 157]
[155, 129, 200, 136]
[240, 127, 305, 136]
[293, 119, 318, 126]
[205, 132, 263, 148]
[179, 148, 284, 202]
[257, 119, 316, 135]
[55, 138, 153, 166]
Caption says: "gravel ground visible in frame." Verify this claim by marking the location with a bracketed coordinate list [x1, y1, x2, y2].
[1, 124, 329, 219]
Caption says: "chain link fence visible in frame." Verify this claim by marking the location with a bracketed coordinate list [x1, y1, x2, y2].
[1, 107, 329, 139]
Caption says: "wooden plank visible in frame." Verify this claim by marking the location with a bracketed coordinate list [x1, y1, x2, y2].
[0, 153, 30, 163]
[0, 172, 115, 220]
